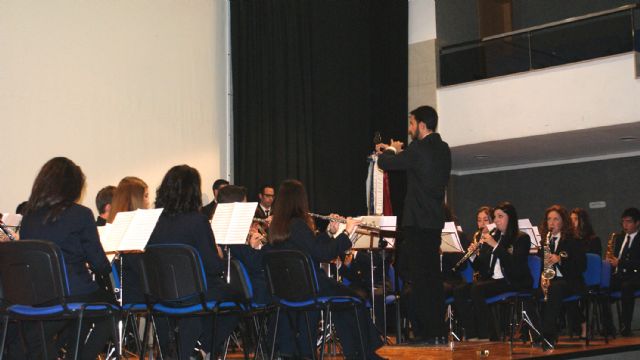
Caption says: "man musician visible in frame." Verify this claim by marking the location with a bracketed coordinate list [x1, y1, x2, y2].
[608, 207, 640, 336]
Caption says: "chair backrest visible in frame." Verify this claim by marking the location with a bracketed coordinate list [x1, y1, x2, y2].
[141, 244, 207, 303]
[528, 255, 541, 290]
[460, 262, 474, 284]
[229, 259, 253, 301]
[0, 240, 67, 306]
[583, 254, 602, 287]
[263, 250, 317, 303]
[600, 260, 612, 289]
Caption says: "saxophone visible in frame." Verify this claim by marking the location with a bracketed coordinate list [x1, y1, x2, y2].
[605, 232, 617, 259]
[541, 232, 555, 302]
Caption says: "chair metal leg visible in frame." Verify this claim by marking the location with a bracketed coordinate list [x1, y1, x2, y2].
[269, 307, 280, 360]
[73, 310, 85, 360]
[303, 312, 316, 360]
[395, 296, 402, 344]
[585, 298, 590, 346]
[0, 315, 8, 360]
[353, 305, 366, 360]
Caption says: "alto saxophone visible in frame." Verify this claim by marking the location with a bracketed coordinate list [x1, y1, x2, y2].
[605, 232, 617, 260]
[541, 232, 555, 302]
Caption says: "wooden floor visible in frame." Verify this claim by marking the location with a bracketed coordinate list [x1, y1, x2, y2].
[217, 335, 640, 359]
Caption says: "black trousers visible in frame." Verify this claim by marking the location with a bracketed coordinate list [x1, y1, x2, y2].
[539, 278, 584, 340]
[400, 227, 445, 338]
[453, 279, 511, 339]
[611, 275, 640, 331]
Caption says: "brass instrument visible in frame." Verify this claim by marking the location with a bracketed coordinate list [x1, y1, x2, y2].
[605, 232, 617, 259]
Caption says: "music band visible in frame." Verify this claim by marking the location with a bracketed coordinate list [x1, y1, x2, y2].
[2, 106, 640, 359]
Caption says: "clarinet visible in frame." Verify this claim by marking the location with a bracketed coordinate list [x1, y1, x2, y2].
[308, 212, 380, 232]
[0, 220, 18, 241]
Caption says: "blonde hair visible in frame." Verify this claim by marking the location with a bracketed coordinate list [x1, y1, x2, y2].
[107, 176, 148, 223]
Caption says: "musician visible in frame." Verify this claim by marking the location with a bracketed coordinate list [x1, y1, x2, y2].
[376, 105, 451, 343]
[106, 176, 150, 223]
[95, 185, 115, 226]
[108, 176, 150, 305]
[453, 202, 532, 340]
[18, 157, 115, 359]
[539, 205, 586, 346]
[265, 179, 383, 359]
[570, 208, 602, 256]
[146, 165, 240, 358]
[608, 207, 640, 336]
[201, 178, 229, 220]
[442, 205, 480, 296]
[255, 184, 275, 219]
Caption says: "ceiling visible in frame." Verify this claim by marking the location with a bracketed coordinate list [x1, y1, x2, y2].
[451, 121, 640, 174]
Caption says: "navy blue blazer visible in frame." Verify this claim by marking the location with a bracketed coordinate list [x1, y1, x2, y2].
[21, 203, 110, 296]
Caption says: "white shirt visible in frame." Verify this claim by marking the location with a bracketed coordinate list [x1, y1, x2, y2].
[260, 205, 271, 217]
[550, 234, 563, 278]
[491, 236, 504, 280]
[618, 231, 638, 258]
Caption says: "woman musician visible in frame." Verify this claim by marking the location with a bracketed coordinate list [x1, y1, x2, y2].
[264, 179, 384, 359]
[453, 202, 532, 341]
[538, 205, 586, 346]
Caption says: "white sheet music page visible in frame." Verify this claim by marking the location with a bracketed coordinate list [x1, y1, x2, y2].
[118, 208, 163, 251]
[1, 213, 22, 227]
[441, 221, 463, 253]
[100, 212, 134, 253]
[212, 202, 257, 245]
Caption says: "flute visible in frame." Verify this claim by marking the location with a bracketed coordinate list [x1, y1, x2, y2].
[0, 220, 18, 241]
[308, 213, 380, 232]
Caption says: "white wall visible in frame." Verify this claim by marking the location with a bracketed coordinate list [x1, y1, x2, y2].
[0, 0, 229, 214]
[409, 0, 436, 43]
[437, 54, 640, 147]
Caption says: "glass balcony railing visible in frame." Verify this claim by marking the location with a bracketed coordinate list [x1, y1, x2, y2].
[439, 4, 640, 86]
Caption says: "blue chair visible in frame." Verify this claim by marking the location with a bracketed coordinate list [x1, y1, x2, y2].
[0, 240, 119, 360]
[608, 260, 640, 336]
[559, 253, 601, 345]
[263, 249, 366, 360]
[139, 244, 241, 360]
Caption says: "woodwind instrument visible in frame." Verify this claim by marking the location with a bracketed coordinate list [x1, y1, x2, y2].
[541, 232, 554, 302]
[251, 217, 269, 245]
[452, 229, 482, 271]
[0, 220, 18, 241]
[605, 232, 617, 259]
[308, 212, 380, 232]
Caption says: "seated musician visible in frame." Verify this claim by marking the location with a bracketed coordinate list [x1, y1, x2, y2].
[570, 208, 602, 256]
[538, 205, 586, 346]
[264, 179, 383, 359]
[145, 165, 240, 358]
[453, 202, 532, 341]
[17, 157, 115, 359]
[200, 178, 229, 221]
[608, 207, 640, 336]
[443, 206, 491, 297]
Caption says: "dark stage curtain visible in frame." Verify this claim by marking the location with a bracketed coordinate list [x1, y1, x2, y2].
[231, 0, 407, 216]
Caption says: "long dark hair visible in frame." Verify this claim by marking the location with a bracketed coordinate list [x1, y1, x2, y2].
[541, 204, 573, 240]
[571, 207, 595, 239]
[155, 165, 202, 215]
[268, 179, 314, 244]
[494, 201, 519, 240]
[25, 157, 85, 223]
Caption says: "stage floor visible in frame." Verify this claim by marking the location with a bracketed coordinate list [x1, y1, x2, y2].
[372, 336, 640, 359]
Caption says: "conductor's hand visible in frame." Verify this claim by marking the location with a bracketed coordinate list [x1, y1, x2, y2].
[375, 143, 388, 154]
[345, 217, 361, 235]
[389, 139, 404, 153]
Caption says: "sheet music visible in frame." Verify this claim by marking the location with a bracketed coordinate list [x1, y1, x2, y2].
[518, 218, 541, 249]
[212, 202, 257, 245]
[441, 221, 463, 253]
[99, 209, 163, 252]
[351, 215, 397, 249]
[120, 208, 164, 251]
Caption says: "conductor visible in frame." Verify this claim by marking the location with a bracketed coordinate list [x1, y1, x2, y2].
[376, 105, 451, 343]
